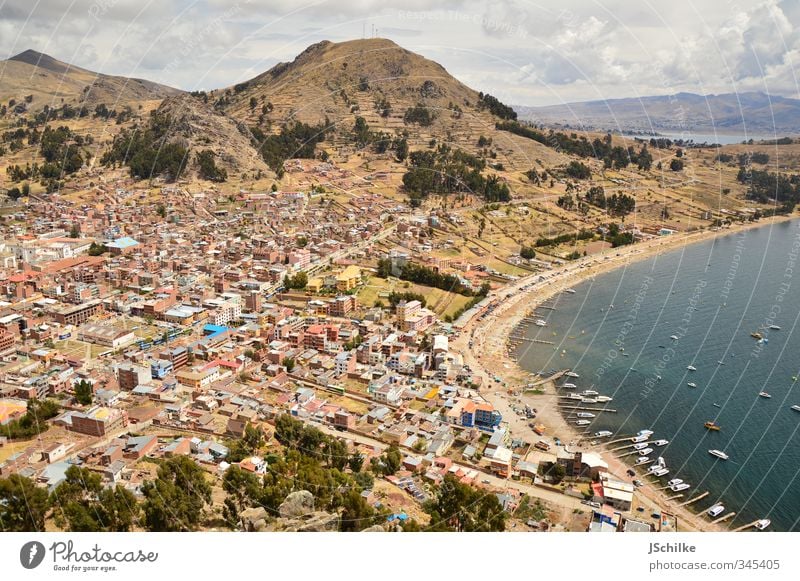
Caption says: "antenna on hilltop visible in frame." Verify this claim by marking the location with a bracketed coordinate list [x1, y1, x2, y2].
[363, 23, 366, 39]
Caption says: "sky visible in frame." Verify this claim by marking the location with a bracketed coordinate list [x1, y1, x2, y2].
[1, 0, 799, 107]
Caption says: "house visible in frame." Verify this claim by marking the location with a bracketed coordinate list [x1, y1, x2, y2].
[42, 442, 72, 464]
[124, 435, 158, 459]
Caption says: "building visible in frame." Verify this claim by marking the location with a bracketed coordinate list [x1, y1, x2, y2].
[78, 324, 136, 349]
[117, 363, 151, 391]
[474, 403, 502, 430]
[150, 359, 173, 379]
[0, 329, 16, 354]
[68, 407, 127, 437]
[54, 300, 103, 325]
[334, 351, 355, 377]
[335, 265, 361, 292]
[176, 366, 220, 389]
[596, 474, 634, 512]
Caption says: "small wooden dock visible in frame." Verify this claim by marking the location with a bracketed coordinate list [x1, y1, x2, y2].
[679, 491, 709, 507]
[732, 520, 760, 532]
[666, 494, 684, 501]
[558, 405, 617, 413]
[711, 512, 736, 524]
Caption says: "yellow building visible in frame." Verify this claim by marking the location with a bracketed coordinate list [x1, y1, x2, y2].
[306, 277, 324, 294]
[336, 265, 361, 292]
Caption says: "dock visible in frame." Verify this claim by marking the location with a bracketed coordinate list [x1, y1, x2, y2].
[711, 512, 736, 524]
[678, 491, 709, 507]
[732, 520, 761, 532]
[666, 494, 684, 501]
[558, 405, 617, 413]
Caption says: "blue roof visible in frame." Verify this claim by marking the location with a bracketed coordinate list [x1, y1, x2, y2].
[203, 324, 230, 339]
[107, 237, 139, 249]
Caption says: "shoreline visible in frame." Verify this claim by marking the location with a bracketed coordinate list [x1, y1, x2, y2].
[452, 214, 798, 531]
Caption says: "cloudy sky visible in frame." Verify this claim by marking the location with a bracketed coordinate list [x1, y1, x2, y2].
[1, 0, 799, 106]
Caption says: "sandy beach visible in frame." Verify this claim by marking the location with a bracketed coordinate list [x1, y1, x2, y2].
[451, 214, 797, 531]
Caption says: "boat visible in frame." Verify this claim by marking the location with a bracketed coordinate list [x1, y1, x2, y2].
[717, 360, 726, 365]
[631, 435, 649, 443]
[667, 478, 683, 487]
[567, 393, 582, 400]
[633, 442, 649, 450]
[581, 398, 597, 404]
[687, 382, 697, 388]
[670, 483, 690, 492]
[656, 457, 666, 467]
[564, 288, 576, 294]
[565, 371, 579, 378]
[769, 325, 781, 330]
[791, 405, 800, 412]
[670, 335, 679, 341]
[635, 456, 650, 465]
[713, 403, 721, 408]
[755, 519, 771, 530]
[708, 449, 729, 460]
[653, 467, 670, 477]
[594, 430, 613, 438]
[704, 421, 721, 431]
[637, 430, 654, 437]
[707, 504, 725, 517]
[687, 365, 697, 371]
[576, 412, 596, 418]
[581, 390, 599, 396]
[653, 439, 669, 446]
[759, 392, 771, 399]
[534, 319, 548, 327]
[575, 420, 591, 426]
[595, 395, 613, 403]
[751, 332, 763, 339]
[639, 447, 654, 456]
[562, 382, 577, 389]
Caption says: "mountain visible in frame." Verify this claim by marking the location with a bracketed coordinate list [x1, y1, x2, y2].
[516, 92, 800, 135]
[0, 49, 180, 112]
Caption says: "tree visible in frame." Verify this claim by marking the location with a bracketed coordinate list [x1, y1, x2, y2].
[339, 488, 377, 532]
[395, 137, 408, 162]
[221, 465, 262, 528]
[141, 456, 211, 531]
[378, 444, 402, 476]
[348, 453, 365, 473]
[669, 158, 684, 171]
[425, 474, 506, 531]
[196, 149, 227, 182]
[520, 246, 536, 260]
[51, 466, 138, 531]
[284, 271, 308, 290]
[69, 224, 80, 238]
[73, 379, 93, 406]
[0, 475, 49, 531]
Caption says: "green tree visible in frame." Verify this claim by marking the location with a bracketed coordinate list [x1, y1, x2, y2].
[379, 444, 402, 476]
[426, 474, 506, 531]
[141, 456, 211, 531]
[73, 379, 93, 406]
[51, 465, 138, 531]
[221, 465, 262, 528]
[0, 474, 49, 531]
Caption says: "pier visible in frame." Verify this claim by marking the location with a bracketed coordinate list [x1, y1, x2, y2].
[666, 494, 684, 501]
[711, 512, 736, 524]
[557, 405, 617, 413]
[732, 521, 761, 532]
[678, 491, 709, 507]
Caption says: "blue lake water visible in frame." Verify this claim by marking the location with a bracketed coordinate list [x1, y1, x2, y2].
[514, 219, 800, 531]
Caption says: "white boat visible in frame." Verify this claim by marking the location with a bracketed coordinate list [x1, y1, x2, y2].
[565, 371, 580, 378]
[631, 435, 649, 443]
[639, 447, 654, 456]
[635, 456, 650, 465]
[653, 467, 670, 477]
[562, 382, 577, 389]
[687, 365, 697, 371]
[575, 420, 591, 426]
[564, 288, 576, 294]
[637, 430, 654, 437]
[670, 335, 679, 341]
[667, 478, 683, 487]
[594, 430, 613, 438]
[769, 325, 781, 330]
[633, 442, 649, 450]
[791, 405, 800, 412]
[646, 464, 661, 474]
[534, 319, 548, 327]
[581, 398, 598, 404]
[595, 395, 613, 403]
[653, 439, 669, 446]
[576, 412, 595, 418]
[567, 393, 582, 400]
[708, 449, 729, 460]
[755, 519, 771, 530]
[707, 504, 725, 517]
[687, 382, 697, 388]
[759, 392, 771, 399]
[582, 390, 599, 396]
[670, 482, 690, 492]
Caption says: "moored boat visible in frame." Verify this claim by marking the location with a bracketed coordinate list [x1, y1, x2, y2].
[653, 439, 669, 446]
[755, 519, 771, 530]
[594, 430, 613, 438]
[704, 421, 721, 431]
[687, 382, 697, 388]
[708, 449, 729, 460]
[687, 365, 697, 371]
[565, 371, 579, 378]
[575, 420, 591, 426]
[759, 392, 771, 399]
[707, 504, 725, 517]
[670, 482, 690, 492]
[562, 382, 577, 389]
[576, 412, 595, 418]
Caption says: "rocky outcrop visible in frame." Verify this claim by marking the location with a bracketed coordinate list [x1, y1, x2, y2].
[278, 490, 315, 518]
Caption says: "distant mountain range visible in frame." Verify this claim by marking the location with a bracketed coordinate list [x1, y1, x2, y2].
[516, 92, 800, 136]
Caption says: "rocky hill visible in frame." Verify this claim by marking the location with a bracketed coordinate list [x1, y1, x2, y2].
[0, 49, 180, 113]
